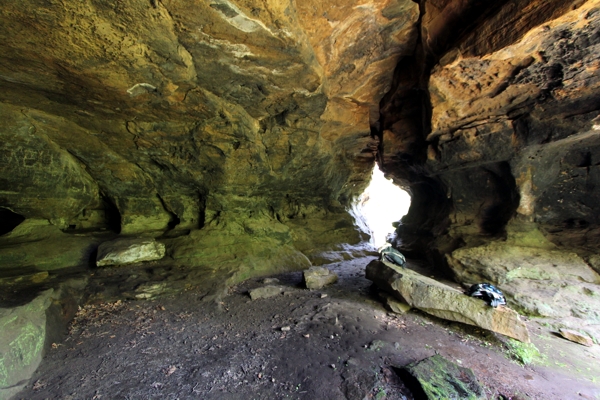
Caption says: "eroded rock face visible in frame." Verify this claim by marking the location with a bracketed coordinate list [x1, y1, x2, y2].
[381, 1, 600, 259]
[0, 0, 420, 276]
[377, 0, 600, 339]
[2, 0, 600, 305]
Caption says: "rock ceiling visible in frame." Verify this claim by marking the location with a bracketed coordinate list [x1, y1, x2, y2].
[1, 0, 600, 283]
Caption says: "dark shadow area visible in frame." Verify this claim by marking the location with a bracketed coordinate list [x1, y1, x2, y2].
[0, 207, 25, 236]
[102, 195, 122, 234]
[392, 367, 427, 400]
[479, 162, 520, 236]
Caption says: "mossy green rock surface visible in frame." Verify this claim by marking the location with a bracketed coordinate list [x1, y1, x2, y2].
[0, 289, 53, 399]
[400, 355, 485, 400]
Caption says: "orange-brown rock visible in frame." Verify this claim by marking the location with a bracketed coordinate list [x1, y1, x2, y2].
[0, 0, 420, 273]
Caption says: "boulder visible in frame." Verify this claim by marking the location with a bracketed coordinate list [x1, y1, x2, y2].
[303, 266, 338, 290]
[447, 241, 600, 320]
[248, 285, 284, 300]
[379, 291, 411, 314]
[96, 238, 166, 267]
[398, 355, 485, 400]
[558, 329, 594, 347]
[0, 290, 53, 399]
[366, 260, 530, 342]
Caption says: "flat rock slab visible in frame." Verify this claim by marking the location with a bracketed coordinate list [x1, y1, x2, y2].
[366, 260, 530, 342]
[398, 355, 485, 400]
[248, 285, 284, 300]
[304, 266, 338, 289]
[559, 329, 594, 347]
[96, 238, 166, 267]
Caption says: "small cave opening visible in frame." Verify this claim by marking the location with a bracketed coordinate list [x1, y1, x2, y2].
[102, 196, 122, 234]
[351, 164, 411, 248]
[0, 207, 26, 236]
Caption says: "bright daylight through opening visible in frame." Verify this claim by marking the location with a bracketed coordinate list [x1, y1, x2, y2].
[351, 164, 411, 248]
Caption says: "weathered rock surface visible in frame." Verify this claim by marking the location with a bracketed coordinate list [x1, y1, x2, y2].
[559, 328, 594, 347]
[447, 240, 600, 317]
[248, 285, 284, 300]
[304, 266, 338, 290]
[96, 237, 166, 267]
[0, 277, 87, 398]
[0, 290, 53, 399]
[366, 260, 531, 342]
[398, 355, 485, 400]
[0, 220, 104, 271]
[0, 0, 422, 279]
[379, 291, 412, 314]
[381, 0, 600, 263]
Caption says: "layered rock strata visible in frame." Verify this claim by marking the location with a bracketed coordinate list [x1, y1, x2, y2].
[377, 0, 600, 339]
[0, 0, 421, 277]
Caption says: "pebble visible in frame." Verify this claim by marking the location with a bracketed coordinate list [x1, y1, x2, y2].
[303, 334, 310, 338]
[330, 364, 335, 369]
[281, 326, 291, 332]
[320, 293, 328, 298]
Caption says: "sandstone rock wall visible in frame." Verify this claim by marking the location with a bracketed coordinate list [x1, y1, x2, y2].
[381, 0, 600, 263]
[0, 0, 422, 274]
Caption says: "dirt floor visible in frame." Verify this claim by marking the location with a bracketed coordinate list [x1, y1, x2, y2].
[13, 255, 600, 400]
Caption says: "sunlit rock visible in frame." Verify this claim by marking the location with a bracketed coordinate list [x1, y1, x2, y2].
[96, 238, 166, 267]
[559, 328, 594, 347]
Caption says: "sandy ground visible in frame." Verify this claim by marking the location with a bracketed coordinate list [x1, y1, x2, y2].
[13, 255, 600, 400]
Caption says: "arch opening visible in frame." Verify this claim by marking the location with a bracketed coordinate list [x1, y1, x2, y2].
[351, 165, 411, 248]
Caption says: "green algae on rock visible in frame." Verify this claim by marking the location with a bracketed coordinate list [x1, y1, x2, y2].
[398, 354, 485, 400]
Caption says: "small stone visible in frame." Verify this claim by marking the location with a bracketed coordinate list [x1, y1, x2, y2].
[263, 278, 280, 284]
[303, 334, 310, 338]
[380, 291, 411, 314]
[281, 326, 291, 332]
[558, 329, 594, 346]
[330, 364, 336, 369]
[303, 267, 338, 290]
[320, 293, 328, 298]
[248, 285, 283, 300]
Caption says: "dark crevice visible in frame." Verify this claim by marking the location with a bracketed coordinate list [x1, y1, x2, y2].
[0, 208, 26, 236]
[157, 194, 181, 231]
[101, 195, 122, 234]
[479, 162, 520, 236]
